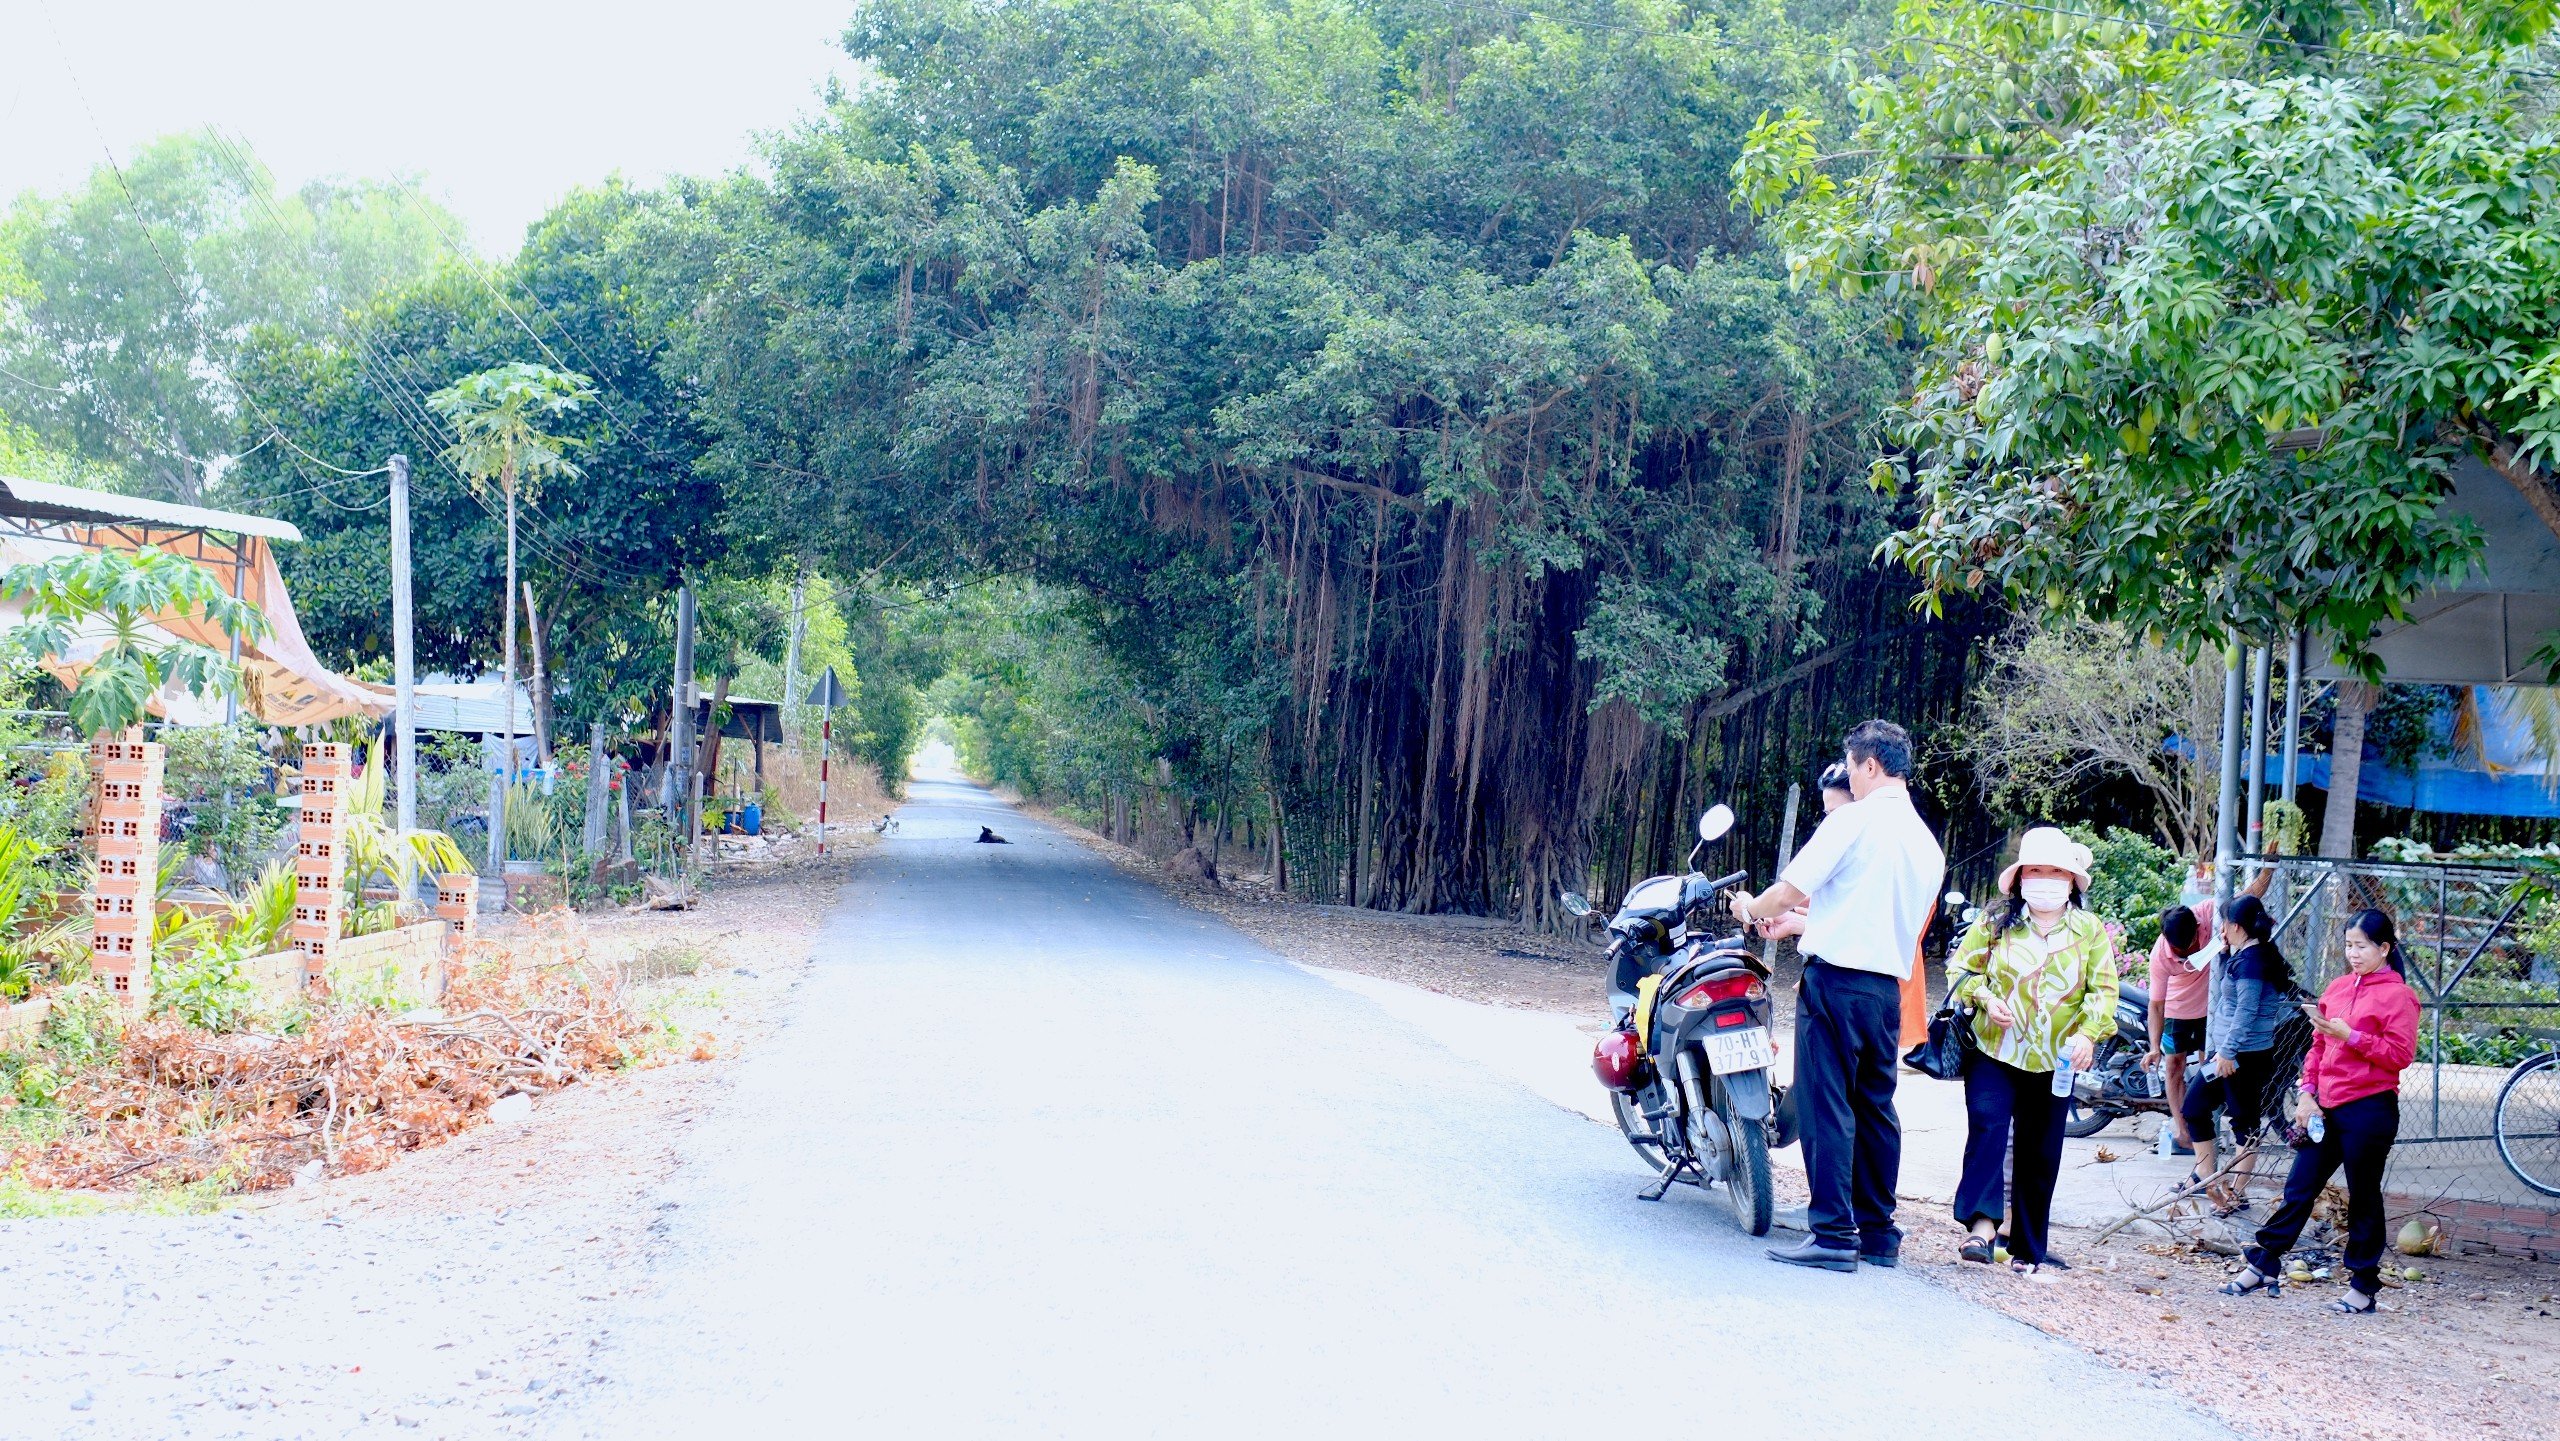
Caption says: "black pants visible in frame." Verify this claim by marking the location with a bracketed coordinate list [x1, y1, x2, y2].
[1794, 960, 1903, 1252]
[2248, 1091, 2400, 1295]
[1954, 1055, 2070, 1264]
[2179, 1047, 2275, 1142]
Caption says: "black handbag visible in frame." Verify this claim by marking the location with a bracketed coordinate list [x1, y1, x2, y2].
[1904, 1000, 1978, 1081]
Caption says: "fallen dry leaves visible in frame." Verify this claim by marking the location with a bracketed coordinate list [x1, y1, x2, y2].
[6, 919, 660, 1192]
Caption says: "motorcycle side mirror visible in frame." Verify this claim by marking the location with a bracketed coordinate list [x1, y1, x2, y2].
[1560, 890, 1593, 917]
[1696, 804, 1734, 844]
[1961, 906, 1982, 926]
[1944, 888, 1966, 909]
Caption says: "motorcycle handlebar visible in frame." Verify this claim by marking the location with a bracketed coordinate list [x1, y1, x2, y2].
[1703, 868, 1748, 893]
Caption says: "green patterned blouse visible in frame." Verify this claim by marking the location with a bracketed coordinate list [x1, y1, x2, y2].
[1944, 908, 2120, 1074]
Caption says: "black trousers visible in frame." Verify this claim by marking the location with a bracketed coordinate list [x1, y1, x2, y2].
[1954, 1055, 2070, 1264]
[2248, 1091, 2400, 1295]
[2180, 1047, 2275, 1142]
[1794, 960, 1903, 1252]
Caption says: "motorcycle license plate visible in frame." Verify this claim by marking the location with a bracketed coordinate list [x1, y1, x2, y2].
[1703, 1026, 1774, 1074]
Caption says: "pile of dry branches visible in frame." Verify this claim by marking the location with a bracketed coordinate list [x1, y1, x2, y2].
[6, 923, 658, 1191]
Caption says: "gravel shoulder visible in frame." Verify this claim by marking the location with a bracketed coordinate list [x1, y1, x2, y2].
[0, 857, 856, 1440]
[1039, 810, 2560, 1441]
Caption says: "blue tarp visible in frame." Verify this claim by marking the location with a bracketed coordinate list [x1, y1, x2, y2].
[2278, 752, 2560, 819]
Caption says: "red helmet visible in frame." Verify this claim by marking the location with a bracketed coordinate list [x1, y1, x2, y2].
[1592, 1027, 1644, 1092]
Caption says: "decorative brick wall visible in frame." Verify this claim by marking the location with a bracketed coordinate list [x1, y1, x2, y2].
[292, 742, 351, 981]
[86, 734, 163, 1006]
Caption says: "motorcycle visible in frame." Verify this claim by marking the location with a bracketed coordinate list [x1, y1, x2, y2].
[1565, 803, 1789, 1236]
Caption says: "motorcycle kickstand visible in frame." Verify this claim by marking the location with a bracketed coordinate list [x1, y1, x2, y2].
[1639, 1158, 1695, 1202]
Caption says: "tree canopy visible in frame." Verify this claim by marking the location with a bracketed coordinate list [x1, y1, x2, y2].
[1741, 0, 2560, 659]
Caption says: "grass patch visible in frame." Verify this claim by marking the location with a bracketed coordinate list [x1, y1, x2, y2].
[625, 942, 710, 984]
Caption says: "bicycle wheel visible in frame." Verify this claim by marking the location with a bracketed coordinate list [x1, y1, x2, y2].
[2493, 1051, 2560, 1199]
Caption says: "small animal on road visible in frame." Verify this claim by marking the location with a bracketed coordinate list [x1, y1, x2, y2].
[977, 826, 1009, 844]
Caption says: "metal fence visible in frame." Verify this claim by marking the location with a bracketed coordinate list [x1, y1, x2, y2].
[2235, 855, 2558, 1208]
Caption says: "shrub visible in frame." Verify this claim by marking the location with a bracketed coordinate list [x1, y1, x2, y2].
[2066, 825, 2186, 951]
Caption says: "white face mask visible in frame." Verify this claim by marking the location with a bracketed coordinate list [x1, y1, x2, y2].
[2019, 878, 2073, 914]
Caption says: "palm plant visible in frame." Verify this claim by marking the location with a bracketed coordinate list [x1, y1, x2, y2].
[426, 362, 593, 870]
[335, 752, 473, 904]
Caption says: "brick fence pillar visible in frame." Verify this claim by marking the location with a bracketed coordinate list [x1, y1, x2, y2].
[292, 742, 351, 983]
[86, 733, 163, 1007]
[434, 873, 480, 948]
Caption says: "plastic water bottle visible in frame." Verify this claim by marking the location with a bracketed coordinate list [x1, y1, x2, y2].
[2051, 1057, 2074, 1099]
[2307, 1112, 2326, 1144]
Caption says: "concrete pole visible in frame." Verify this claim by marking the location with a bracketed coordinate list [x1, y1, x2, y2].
[583, 718, 610, 857]
[2215, 637, 2245, 907]
[2281, 629, 2305, 808]
[667, 584, 696, 820]
[390, 455, 417, 833]
[782, 571, 806, 736]
[490, 464, 519, 875]
[2245, 642, 2272, 856]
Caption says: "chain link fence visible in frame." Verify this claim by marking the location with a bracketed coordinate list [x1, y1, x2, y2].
[2236, 856, 2558, 1209]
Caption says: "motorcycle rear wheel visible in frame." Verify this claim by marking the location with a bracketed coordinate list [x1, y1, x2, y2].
[2063, 1038, 2129, 1138]
[1719, 1093, 1774, 1236]
[1611, 1089, 1676, 1177]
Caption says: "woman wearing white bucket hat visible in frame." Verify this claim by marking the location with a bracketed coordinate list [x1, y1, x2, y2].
[1943, 826, 2120, 1273]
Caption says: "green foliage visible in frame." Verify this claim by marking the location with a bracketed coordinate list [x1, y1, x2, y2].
[426, 361, 594, 500]
[148, 937, 258, 1033]
[37, 984, 122, 1069]
[224, 862, 297, 956]
[228, 181, 731, 728]
[2262, 798, 2310, 858]
[163, 721, 284, 883]
[0, 545, 269, 738]
[0, 826, 81, 1000]
[1740, 0, 2560, 661]
[0, 133, 459, 501]
[2065, 824, 2185, 952]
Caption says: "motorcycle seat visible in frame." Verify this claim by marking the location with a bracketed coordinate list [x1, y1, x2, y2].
[2119, 980, 2150, 1012]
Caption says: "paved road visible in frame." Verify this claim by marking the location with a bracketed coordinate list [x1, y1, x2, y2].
[563, 779, 2229, 1439]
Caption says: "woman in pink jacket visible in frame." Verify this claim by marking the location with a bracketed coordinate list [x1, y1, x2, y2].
[2220, 909, 2420, 1313]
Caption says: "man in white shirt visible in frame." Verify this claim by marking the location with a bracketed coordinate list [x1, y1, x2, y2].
[1728, 719, 1945, 1271]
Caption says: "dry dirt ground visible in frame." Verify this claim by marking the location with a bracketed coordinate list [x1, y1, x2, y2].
[256, 853, 859, 1227]
[1047, 815, 2560, 1441]
[0, 852, 862, 1439]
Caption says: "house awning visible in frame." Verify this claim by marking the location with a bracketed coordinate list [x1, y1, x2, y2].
[0, 478, 387, 727]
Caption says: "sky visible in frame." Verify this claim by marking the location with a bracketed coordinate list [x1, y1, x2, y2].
[1, 0, 859, 254]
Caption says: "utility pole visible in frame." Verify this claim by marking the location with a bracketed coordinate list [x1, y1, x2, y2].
[496, 458, 521, 872]
[668, 583, 696, 823]
[2281, 629, 2305, 809]
[390, 454, 417, 833]
[2244, 641, 2272, 856]
[782, 571, 807, 735]
[2214, 637, 2245, 906]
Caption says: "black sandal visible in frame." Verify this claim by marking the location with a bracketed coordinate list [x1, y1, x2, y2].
[2218, 1267, 2277, 1297]
[1960, 1235, 1995, 1265]
[2327, 1292, 2377, 1315]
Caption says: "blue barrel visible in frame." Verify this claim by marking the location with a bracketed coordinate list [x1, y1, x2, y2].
[740, 801, 763, 836]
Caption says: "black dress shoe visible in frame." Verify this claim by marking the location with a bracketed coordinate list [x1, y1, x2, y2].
[1858, 1245, 1900, 1268]
[1766, 1238, 1860, 1272]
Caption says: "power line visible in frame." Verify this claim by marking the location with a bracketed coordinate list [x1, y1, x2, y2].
[190, 128, 666, 588]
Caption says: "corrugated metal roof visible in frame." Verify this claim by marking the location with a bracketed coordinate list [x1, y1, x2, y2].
[0, 477, 304, 542]
[407, 680, 540, 736]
